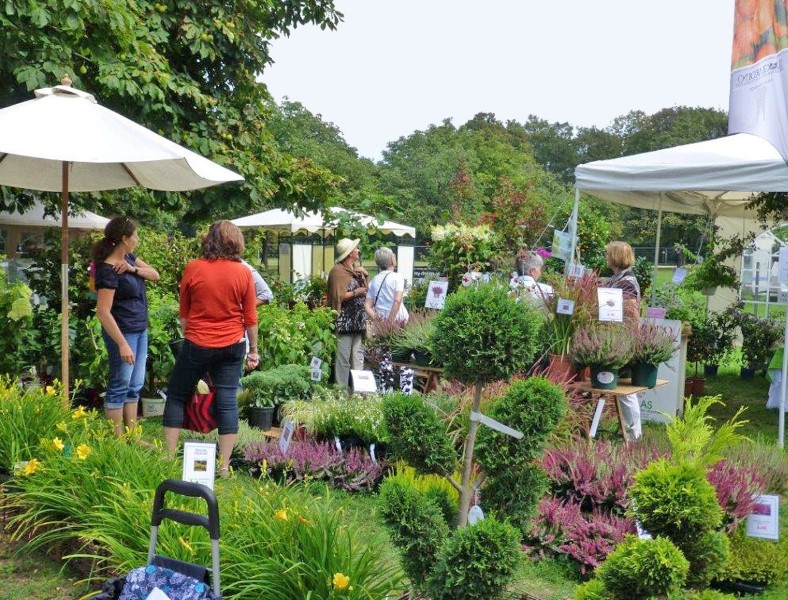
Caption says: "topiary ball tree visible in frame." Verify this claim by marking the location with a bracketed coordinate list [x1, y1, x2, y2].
[430, 283, 543, 525]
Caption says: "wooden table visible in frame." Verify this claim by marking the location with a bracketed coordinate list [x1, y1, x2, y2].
[569, 378, 669, 444]
[391, 362, 443, 393]
[261, 426, 281, 439]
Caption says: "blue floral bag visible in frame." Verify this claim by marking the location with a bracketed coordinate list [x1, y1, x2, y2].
[119, 564, 215, 600]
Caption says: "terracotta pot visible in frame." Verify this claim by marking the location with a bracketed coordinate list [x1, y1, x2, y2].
[547, 354, 577, 383]
[687, 376, 706, 395]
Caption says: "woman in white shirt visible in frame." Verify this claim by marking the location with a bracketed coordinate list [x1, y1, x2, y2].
[364, 247, 413, 392]
[365, 247, 409, 323]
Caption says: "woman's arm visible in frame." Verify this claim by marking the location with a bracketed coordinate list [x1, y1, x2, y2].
[387, 291, 404, 324]
[364, 297, 379, 320]
[96, 288, 134, 364]
[131, 257, 160, 281]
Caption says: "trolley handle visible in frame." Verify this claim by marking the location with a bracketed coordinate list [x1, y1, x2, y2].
[152, 479, 220, 540]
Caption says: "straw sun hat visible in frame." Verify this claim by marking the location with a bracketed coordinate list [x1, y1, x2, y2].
[335, 238, 360, 263]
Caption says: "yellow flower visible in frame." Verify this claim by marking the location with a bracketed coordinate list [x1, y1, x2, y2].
[332, 573, 350, 590]
[178, 536, 194, 554]
[274, 508, 289, 521]
[76, 444, 91, 460]
[51, 437, 65, 451]
[45, 386, 55, 395]
[72, 406, 87, 420]
[22, 458, 41, 476]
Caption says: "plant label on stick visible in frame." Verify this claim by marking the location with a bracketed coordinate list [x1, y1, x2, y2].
[279, 418, 295, 456]
[672, 267, 687, 285]
[351, 369, 377, 393]
[566, 262, 585, 278]
[597, 288, 623, 322]
[589, 398, 606, 438]
[468, 504, 485, 525]
[310, 356, 322, 370]
[425, 280, 448, 309]
[182, 440, 217, 490]
[310, 368, 322, 382]
[556, 298, 574, 315]
[746, 494, 779, 540]
[470, 411, 523, 439]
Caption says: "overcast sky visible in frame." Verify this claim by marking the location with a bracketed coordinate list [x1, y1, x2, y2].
[263, 0, 735, 161]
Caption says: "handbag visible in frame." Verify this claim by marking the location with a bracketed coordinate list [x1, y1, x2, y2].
[183, 381, 217, 434]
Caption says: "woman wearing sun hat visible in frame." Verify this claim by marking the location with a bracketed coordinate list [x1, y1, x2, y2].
[327, 238, 369, 392]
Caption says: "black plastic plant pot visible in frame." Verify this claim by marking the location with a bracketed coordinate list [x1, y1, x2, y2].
[248, 406, 274, 431]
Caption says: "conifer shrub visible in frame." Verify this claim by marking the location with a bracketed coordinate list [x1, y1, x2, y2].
[425, 516, 521, 600]
[378, 478, 450, 586]
[718, 528, 788, 587]
[596, 535, 689, 600]
[679, 530, 730, 588]
[573, 578, 607, 600]
[382, 392, 456, 475]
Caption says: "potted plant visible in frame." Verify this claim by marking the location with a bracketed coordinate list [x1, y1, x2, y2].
[630, 322, 677, 388]
[685, 318, 716, 394]
[570, 324, 634, 389]
[701, 310, 737, 376]
[679, 234, 745, 295]
[542, 272, 599, 381]
[738, 313, 782, 377]
[388, 311, 440, 366]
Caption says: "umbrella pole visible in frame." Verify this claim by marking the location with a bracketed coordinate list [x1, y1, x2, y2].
[61, 162, 70, 399]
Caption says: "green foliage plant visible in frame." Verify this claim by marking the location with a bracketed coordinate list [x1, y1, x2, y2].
[0, 379, 71, 472]
[573, 578, 608, 600]
[425, 516, 522, 600]
[475, 377, 567, 531]
[378, 478, 451, 588]
[382, 392, 456, 475]
[719, 528, 788, 587]
[143, 288, 181, 393]
[72, 314, 108, 390]
[255, 302, 337, 375]
[428, 223, 506, 291]
[429, 283, 543, 526]
[0, 265, 37, 375]
[240, 364, 313, 408]
[542, 272, 599, 356]
[595, 535, 689, 600]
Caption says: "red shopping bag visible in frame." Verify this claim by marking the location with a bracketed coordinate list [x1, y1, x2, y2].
[184, 387, 217, 434]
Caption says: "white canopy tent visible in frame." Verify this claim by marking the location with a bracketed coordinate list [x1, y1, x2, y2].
[231, 207, 417, 283]
[574, 132, 788, 446]
[1, 201, 109, 259]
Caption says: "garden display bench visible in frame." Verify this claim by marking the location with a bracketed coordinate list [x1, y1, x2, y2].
[569, 378, 669, 445]
[261, 426, 281, 439]
[391, 362, 443, 393]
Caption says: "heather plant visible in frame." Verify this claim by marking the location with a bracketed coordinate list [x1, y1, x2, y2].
[378, 478, 450, 587]
[425, 516, 522, 600]
[706, 459, 766, 533]
[527, 496, 635, 574]
[540, 438, 663, 514]
[631, 321, 678, 365]
[241, 439, 384, 492]
[595, 535, 689, 600]
[723, 441, 788, 495]
[569, 324, 633, 369]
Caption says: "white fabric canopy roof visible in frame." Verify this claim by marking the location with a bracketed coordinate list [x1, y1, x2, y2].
[575, 133, 788, 217]
[0, 200, 108, 230]
[231, 206, 416, 237]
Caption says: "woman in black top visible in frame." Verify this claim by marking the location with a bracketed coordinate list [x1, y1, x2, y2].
[92, 217, 160, 436]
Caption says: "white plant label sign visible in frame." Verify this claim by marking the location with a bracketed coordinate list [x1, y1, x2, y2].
[425, 280, 449, 309]
[597, 287, 623, 322]
[310, 368, 322, 382]
[279, 418, 295, 456]
[746, 494, 780, 540]
[310, 356, 323, 369]
[182, 440, 217, 491]
[672, 267, 687, 285]
[556, 298, 575, 315]
[351, 369, 377, 393]
[468, 504, 485, 525]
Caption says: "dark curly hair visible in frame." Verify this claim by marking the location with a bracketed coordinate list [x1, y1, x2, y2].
[201, 220, 244, 261]
[91, 216, 136, 263]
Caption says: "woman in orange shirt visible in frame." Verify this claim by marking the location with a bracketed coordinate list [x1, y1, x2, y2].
[163, 221, 259, 476]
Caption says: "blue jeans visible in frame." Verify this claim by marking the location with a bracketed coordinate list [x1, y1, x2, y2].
[103, 330, 148, 409]
[163, 339, 246, 435]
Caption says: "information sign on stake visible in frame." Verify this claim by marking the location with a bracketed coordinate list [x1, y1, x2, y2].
[425, 280, 449, 309]
[556, 298, 575, 315]
[672, 267, 687, 285]
[182, 440, 217, 490]
[279, 418, 295, 456]
[746, 494, 780, 540]
[597, 288, 624, 322]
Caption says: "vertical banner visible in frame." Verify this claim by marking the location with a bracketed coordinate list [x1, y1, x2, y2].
[728, 1, 788, 159]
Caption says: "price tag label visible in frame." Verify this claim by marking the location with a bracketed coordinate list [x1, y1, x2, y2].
[672, 267, 687, 285]
[310, 356, 322, 369]
[310, 368, 322, 382]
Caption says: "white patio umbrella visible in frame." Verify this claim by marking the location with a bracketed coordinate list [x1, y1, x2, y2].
[0, 77, 243, 395]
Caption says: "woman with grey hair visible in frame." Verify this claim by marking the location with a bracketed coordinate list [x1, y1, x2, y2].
[512, 250, 554, 302]
[364, 246, 413, 392]
[365, 246, 408, 323]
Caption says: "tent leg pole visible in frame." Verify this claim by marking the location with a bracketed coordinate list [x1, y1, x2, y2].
[568, 188, 579, 274]
[652, 196, 663, 304]
[779, 309, 787, 449]
[61, 162, 70, 399]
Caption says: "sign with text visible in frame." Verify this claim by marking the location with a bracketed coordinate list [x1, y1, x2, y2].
[551, 230, 573, 262]
[556, 298, 575, 315]
[279, 418, 295, 456]
[597, 287, 624, 322]
[182, 440, 217, 490]
[746, 494, 780, 540]
[351, 369, 378, 393]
